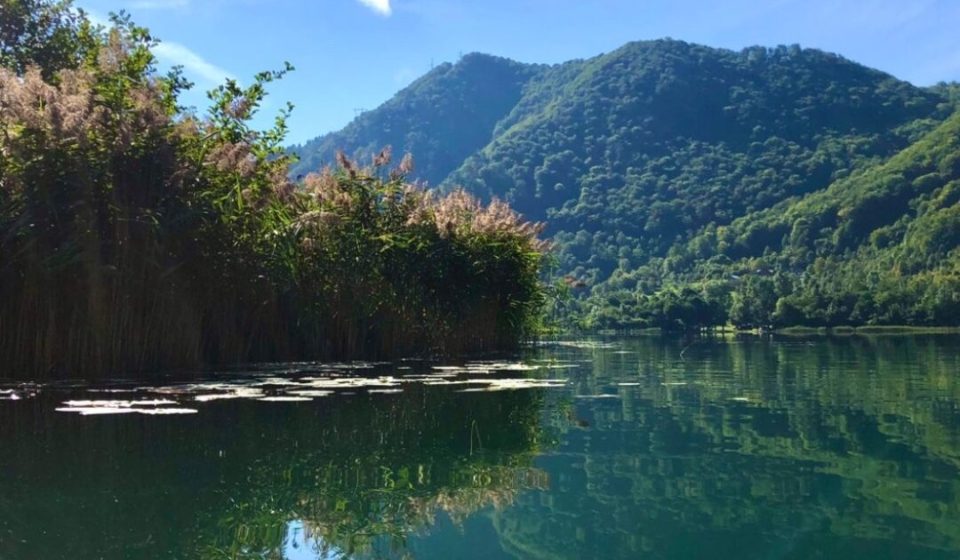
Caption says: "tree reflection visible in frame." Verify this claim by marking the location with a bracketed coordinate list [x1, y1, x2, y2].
[495, 335, 960, 560]
[0, 381, 552, 560]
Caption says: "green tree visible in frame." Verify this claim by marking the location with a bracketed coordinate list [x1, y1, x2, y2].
[0, 0, 96, 77]
[730, 276, 778, 328]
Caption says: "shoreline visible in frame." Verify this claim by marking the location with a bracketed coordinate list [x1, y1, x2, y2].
[571, 326, 960, 337]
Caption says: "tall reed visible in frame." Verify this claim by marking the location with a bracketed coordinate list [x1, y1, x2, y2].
[0, 4, 549, 378]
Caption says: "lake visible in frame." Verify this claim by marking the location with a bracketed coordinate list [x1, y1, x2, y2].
[2, 334, 960, 559]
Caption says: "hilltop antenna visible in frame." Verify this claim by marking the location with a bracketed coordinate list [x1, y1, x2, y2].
[353, 108, 366, 117]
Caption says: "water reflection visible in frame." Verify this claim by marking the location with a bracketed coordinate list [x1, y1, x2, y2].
[494, 335, 960, 560]
[284, 521, 343, 560]
[0, 368, 552, 560]
[2, 335, 960, 559]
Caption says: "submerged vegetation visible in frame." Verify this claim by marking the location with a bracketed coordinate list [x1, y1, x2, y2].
[0, 1, 548, 378]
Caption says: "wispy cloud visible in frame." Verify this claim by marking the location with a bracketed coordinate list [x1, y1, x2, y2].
[128, 0, 189, 9]
[393, 66, 417, 87]
[357, 0, 391, 16]
[153, 42, 234, 85]
[82, 9, 110, 28]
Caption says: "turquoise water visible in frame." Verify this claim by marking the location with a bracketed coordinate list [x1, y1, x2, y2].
[2, 335, 960, 559]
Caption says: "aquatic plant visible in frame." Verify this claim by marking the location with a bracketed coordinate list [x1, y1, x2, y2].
[0, 2, 549, 378]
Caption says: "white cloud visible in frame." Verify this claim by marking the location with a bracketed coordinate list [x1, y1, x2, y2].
[153, 42, 234, 85]
[357, 0, 391, 16]
[393, 66, 417, 87]
[128, 0, 189, 9]
[82, 9, 110, 28]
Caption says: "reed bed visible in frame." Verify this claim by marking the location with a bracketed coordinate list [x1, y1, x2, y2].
[0, 4, 549, 378]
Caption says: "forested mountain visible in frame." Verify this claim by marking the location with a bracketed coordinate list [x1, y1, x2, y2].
[289, 53, 540, 186]
[289, 39, 960, 329]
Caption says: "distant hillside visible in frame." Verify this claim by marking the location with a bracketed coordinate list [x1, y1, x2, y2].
[290, 39, 960, 329]
[289, 53, 540, 186]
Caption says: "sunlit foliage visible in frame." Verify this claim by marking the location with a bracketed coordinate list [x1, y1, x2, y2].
[0, 1, 548, 377]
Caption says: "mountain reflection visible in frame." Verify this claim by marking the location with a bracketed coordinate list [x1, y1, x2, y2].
[493, 335, 960, 560]
[3, 336, 960, 560]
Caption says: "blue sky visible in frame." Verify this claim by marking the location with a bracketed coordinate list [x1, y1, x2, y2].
[77, 0, 960, 145]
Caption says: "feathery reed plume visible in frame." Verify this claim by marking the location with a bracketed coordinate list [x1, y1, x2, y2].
[335, 149, 357, 178]
[0, 3, 550, 378]
[372, 145, 391, 167]
[391, 152, 415, 180]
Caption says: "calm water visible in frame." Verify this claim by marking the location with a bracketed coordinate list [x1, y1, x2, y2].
[2, 335, 960, 559]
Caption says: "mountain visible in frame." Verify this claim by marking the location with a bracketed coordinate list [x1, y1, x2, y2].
[289, 39, 960, 329]
[288, 53, 539, 186]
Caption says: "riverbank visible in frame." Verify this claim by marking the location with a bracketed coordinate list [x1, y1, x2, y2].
[575, 325, 960, 338]
[774, 325, 960, 336]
